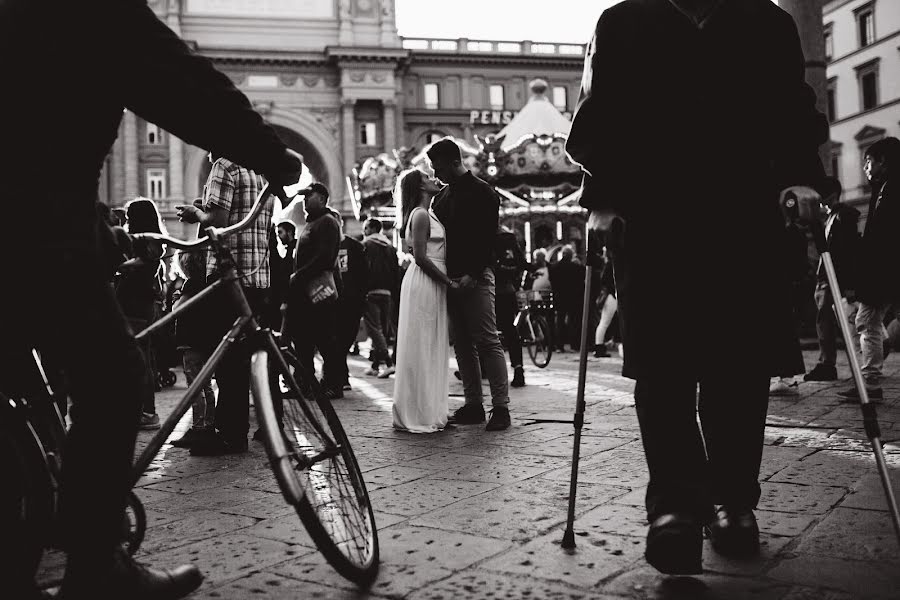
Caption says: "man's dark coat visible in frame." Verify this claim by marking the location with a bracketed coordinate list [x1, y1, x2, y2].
[858, 181, 900, 305]
[566, 0, 828, 379]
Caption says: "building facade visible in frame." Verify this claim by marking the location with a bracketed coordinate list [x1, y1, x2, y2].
[98, 0, 585, 238]
[824, 0, 900, 212]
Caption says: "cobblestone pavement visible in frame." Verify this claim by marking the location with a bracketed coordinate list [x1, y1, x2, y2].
[38, 347, 900, 599]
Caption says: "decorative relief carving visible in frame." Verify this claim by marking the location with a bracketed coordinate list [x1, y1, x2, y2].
[228, 72, 246, 86]
[372, 73, 387, 83]
[279, 74, 299, 87]
[349, 71, 366, 83]
[324, 75, 341, 88]
[301, 75, 321, 88]
[308, 109, 340, 140]
[252, 100, 274, 116]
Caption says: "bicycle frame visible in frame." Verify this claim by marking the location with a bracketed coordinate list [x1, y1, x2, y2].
[129, 225, 340, 488]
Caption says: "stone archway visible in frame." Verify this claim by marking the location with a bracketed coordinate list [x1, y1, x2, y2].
[182, 107, 345, 212]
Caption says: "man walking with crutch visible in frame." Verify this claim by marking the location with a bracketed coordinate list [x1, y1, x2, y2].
[564, 0, 829, 575]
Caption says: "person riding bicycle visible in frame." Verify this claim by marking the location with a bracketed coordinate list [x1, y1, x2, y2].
[1, 2, 302, 598]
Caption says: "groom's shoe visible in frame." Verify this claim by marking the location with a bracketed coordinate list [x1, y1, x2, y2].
[448, 403, 486, 425]
[485, 406, 510, 431]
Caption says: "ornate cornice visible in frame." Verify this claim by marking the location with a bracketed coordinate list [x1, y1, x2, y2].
[325, 46, 410, 64]
[199, 47, 330, 67]
[407, 52, 583, 69]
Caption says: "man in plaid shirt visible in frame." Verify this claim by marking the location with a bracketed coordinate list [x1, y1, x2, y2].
[177, 152, 273, 456]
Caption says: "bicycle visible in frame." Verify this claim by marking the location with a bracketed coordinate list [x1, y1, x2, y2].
[514, 289, 554, 368]
[2, 183, 380, 589]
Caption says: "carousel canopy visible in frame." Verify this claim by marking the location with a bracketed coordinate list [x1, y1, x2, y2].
[497, 79, 572, 151]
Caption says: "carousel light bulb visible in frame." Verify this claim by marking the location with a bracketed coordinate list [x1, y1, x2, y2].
[487, 165, 498, 177]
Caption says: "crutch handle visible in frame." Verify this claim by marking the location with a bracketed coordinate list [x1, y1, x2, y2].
[783, 191, 827, 254]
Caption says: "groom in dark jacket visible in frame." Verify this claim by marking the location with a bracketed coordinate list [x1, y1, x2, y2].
[428, 139, 510, 431]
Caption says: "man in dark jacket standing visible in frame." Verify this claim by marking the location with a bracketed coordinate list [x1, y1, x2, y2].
[429, 139, 510, 431]
[804, 178, 860, 382]
[839, 137, 900, 401]
[566, 0, 828, 575]
[494, 225, 528, 386]
[549, 245, 585, 352]
[337, 219, 369, 391]
[362, 218, 400, 378]
[289, 183, 345, 400]
[0, 1, 301, 597]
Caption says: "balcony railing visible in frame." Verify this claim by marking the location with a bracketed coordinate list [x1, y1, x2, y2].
[401, 37, 585, 57]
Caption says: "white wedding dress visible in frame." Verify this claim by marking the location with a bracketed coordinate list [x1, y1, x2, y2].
[392, 207, 449, 433]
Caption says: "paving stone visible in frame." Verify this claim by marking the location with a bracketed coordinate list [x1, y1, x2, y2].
[475, 433, 634, 458]
[144, 470, 255, 495]
[431, 452, 567, 484]
[272, 559, 453, 598]
[756, 482, 846, 515]
[191, 571, 366, 600]
[480, 530, 643, 587]
[611, 487, 647, 507]
[701, 534, 793, 576]
[377, 524, 512, 569]
[795, 507, 900, 562]
[133, 486, 178, 507]
[768, 450, 879, 488]
[758, 445, 818, 480]
[239, 512, 318, 547]
[778, 587, 855, 600]
[141, 510, 259, 554]
[573, 502, 647, 538]
[541, 445, 649, 488]
[219, 491, 300, 520]
[143, 533, 303, 587]
[840, 470, 900, 511]
[767, 554, 900, 599]
[763, 427, 835, 449]
[364, 464, 436, 491]
[405, 568, 617, 600]
[754, 510, 819, 538]
[144, 486, 277, 513]
[603, 565, 790, 600]
[368, 478, 499, 517]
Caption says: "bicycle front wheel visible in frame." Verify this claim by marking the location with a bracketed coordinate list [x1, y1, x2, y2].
[528, 315, 553, 368]
[250, 347, 379, 585]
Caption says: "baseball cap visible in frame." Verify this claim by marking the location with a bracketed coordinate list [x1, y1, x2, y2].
[297, 182, 329, 200]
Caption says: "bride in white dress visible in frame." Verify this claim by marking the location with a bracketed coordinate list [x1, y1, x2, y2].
[392, 169, 457, 432]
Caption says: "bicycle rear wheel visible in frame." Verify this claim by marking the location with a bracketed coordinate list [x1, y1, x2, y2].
[527, 315, 553, 368]
[250, 346, 379, 585]
[0, 393, 54, 586]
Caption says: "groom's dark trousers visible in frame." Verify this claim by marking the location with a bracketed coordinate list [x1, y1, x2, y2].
[448, 268, 510, 407]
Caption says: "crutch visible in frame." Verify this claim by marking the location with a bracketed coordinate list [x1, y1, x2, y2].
[562, 220, 621, 549]
[785, 192, 900, 547]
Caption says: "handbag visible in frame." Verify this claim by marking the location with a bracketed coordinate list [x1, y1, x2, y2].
[305, 270, 339, 304]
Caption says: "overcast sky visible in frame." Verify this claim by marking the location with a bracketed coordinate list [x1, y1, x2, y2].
[394, 0, 621, 44]
[395, 0, 781, 44]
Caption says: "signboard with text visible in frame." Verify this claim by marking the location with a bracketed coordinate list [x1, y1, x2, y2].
[469, 110, 518, 126]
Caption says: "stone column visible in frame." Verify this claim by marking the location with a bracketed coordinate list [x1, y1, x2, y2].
[123, 110, 139, 199]
[779, 0, 829, 166]
[338, 0, 353, 46]
[383, 99, 397, 152]
[379, 0, 397, 46]
[341, 100, 357, 211]
[110, 127, 125, 205]
[461, 75, 472, 108]
[168, 134, 184, 203]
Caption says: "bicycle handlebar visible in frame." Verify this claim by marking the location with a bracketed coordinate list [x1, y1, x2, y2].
[132, 182, 281, 250]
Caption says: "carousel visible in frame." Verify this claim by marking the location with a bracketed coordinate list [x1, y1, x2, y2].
[348, 79, 587, 259]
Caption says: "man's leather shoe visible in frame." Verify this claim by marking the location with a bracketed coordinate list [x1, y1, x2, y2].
[707, 506, 760, 558]
[486, 406, 511, 431]
[60, 547, 203, 599]
[511, 367, 525, 388]
[448, 403, 485, 424]
[645, 513, 702, 575]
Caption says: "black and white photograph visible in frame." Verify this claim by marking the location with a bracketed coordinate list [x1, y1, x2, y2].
[1, 0, 899, 598]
